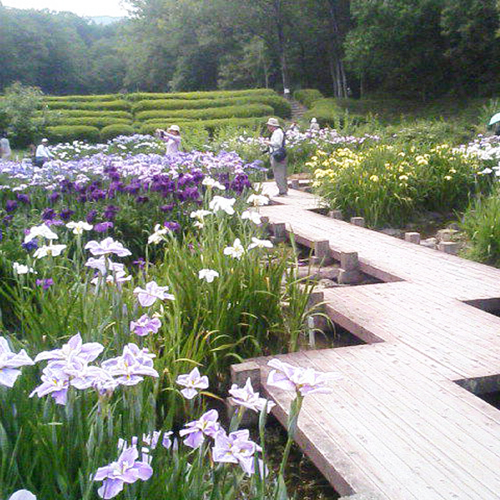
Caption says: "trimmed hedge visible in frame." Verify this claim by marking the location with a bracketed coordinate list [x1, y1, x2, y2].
[136, 104, 274, 123]
[127, 88, 275, 101]
[47, 100, 131, 111]
[46, 125, 101, 143]
[303, 98, 343, 127]
[53, 117, 131, 128]
[293, 89, 324, 108]
[139, 117, 265, 135]
[100, 124, 135, 141]
[45, 94, 120, 102]
[132, 95, 291, 118]
[52, 110, 133, 119]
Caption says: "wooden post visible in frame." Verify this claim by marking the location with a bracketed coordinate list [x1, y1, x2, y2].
[404, 232, 421, 244]
[438, 242, 459, 255]
[271, 222, 287, 243]
[290, 179, 300, 190]
[312, 240, 333, 265]
[307, 289, 327, 333]
[328, 210, 343, 220]
[228, 361, 262, 424]
[350, 217, 365, 227]
[338, 251, 362, 284]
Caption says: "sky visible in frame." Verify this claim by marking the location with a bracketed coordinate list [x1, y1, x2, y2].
[2, 0, 129, 17]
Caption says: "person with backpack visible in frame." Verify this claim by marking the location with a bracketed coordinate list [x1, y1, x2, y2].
[265, 117, 288, 196]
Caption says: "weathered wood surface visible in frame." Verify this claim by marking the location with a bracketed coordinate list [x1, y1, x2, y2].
[233, 184, 500, 499]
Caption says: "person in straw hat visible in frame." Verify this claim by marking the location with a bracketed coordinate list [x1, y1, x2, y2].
[265, 117, 288, 196]
[156, 125, 182, 154]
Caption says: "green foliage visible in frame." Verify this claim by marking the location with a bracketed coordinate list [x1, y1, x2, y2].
[50, 109, 133, 120]
[127, 89, 275, 101]
[310, 143, 483, 227]
[100, 124, 135, 141]
[0, 82, 51, 147]
[293, 89, 323, 108]
[47, 100, 131, 111]
[461, 188, 500, 266]
[303, 98, 362, 129]
[54, 117, 131, 128]
[46, 125, 101, 143]
[137, 104, 274, 123]
[139, 117, 265, 135]
[45, 94, 120, 102]
[132, 95, 290, 119]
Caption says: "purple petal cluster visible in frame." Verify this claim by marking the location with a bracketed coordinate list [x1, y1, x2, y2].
[0, 337, 34, 387]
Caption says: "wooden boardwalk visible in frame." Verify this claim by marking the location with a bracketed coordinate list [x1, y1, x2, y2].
[233, 184, 500, 500]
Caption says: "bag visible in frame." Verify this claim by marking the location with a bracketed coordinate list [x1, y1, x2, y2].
[271, 128, 287, 162]
[272, 147, 287, 162]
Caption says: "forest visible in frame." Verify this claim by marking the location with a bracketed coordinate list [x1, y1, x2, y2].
[1, 0, 500, 100]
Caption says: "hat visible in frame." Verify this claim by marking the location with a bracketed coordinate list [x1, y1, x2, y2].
[168, 125, 180, 132]
[41, 138, 49, 143]
[310, 118, 318, 123]
[266, 117, 280, 127]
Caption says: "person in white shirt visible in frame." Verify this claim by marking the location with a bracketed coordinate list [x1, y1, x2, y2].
[35, 138, 53, 167]
[265, 117, 288, 196]
[156, 125, 182, 154]
[309, 117, 320, 131]
[0, 133, 11, 160]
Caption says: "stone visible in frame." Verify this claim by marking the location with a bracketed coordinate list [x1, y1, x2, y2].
[328, 210, 343, 220]
[438, 241, 459, 255]
[421, 237, 437, 249]
[437, 229, 457, 242]
[404, 232, 421, 244]
[350, 217, 365, 227]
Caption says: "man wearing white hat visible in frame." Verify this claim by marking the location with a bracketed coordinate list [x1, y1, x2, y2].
[266, 117, 288, 196]
[156, 125, 182, 154]
[309, 117, 320, 131]
[35, 138, 53, 167]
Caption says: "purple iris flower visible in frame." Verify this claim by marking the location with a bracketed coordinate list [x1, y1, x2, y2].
[103, 205, 120, 221]
[2, 215, 13, 226]
[71, 365, 119, 396]
[5, 200, 18, 213]
[36, 278, 54, 290]
[132, 257, 146, 269]
[135, 196, 149, 204]
[16, 193, 30, 204]
[93, 446, 153, 499]
[86, 210, 98, 223]
[22, 238, 38, 252]
[130, 315, 162, 337]
[160, 204, 174, 212]
[41, 208, 56, 221]
[163, 221, 180, 232]
[133, 281, 174, 307]
[48, 192, 60, 204]
[179, 409, 220, 449]
[0, 336, 34, 387]
[85, 237, 130, 257]
[30, 365, 70, 405]
[59, 209, 74, 221]
[94, 222, 114, 233]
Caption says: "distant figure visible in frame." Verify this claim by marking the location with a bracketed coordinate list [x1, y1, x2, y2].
[288, 121, 300, 133]
[265, 117, 288, 196]
[157, 125, 181, 154]
[35, 138, 53, 167]
[309, 117, 320, 131]
[0, 132, 11, 160]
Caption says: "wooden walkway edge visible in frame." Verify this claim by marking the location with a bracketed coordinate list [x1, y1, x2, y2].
[232, 183, 500, 500]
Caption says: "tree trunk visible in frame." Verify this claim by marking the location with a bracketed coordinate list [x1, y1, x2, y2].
[273, 0, 291, 94]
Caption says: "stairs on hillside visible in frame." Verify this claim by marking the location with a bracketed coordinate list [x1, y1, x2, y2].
[289, 99, 308, 122]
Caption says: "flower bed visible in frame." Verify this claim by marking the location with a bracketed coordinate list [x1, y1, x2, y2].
[0, 148, 326, 499]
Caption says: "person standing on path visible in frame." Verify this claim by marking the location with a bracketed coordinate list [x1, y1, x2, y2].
[265, 117, 288, 196]
[35, 138, 53, 167]
[0, 132, 11, 160]
[156, 125, 182, 154]
[309, 117, 320, 131]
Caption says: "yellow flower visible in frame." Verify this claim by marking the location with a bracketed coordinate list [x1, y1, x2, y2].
[370, 175, 379, 182]
[449, 168, 457, 174]
[444, 175, 452, 180]
[399, 175, 409, 181]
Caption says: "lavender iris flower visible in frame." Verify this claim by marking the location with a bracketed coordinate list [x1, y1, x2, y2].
[94, 222, 114, 233]
[30, 365, 70, 405]
[34, 333, 104, 365]
[101, 343, 158, 386]
[36, 278, 54, 290]
[8, 490, 37, 500]
[176, 367, 209, 400]
[93, 446, 153, 499]
[133, 281, 174, 307]
[179, 409, 220, 449]
[130, 315, 162, 337]
[0, 337, 34, 387]
[228, 378, 275, 413]
[267, 359, 340, 396]
[212, 429, 260, 475]
[5, 200, 18, 212]
[85, 237, 131, 257]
